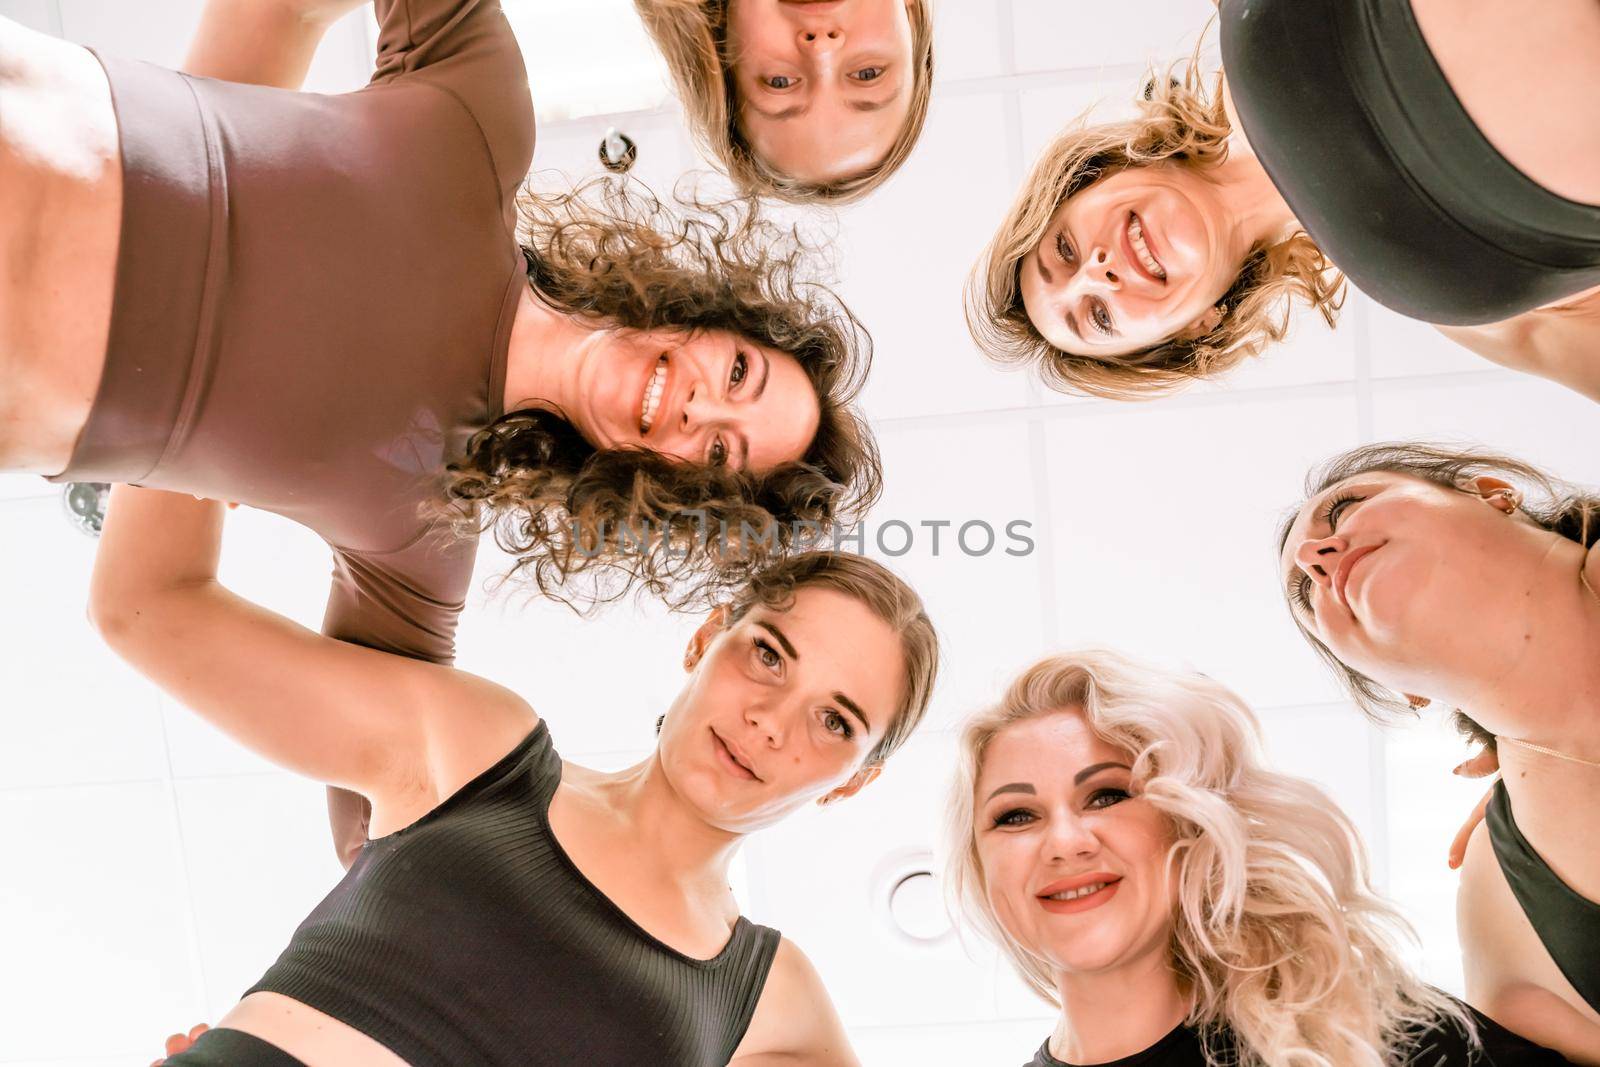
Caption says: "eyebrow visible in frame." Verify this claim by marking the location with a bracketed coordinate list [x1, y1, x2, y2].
[986, 781, 1035, 803]
[835, 693, 872, 735]
[847, 96, 898, 113]
[1074, 761, 1131, 785]
[752, 102, 809, 121]
[756, 620, 797, 659]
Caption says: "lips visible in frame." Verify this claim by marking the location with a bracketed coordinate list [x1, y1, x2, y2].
[1036, 873, 1123, 914]
[712, 729, 761, 782]
[1333, 543, 1380, 609]
[639, 355, 667, 436]
[1122, 211, 1167, 285]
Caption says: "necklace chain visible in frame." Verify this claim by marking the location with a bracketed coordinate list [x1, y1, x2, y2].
[1494, 565, 1600, 769]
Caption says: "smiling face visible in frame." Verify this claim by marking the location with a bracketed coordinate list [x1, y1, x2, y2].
[1279, 472, 1549, 701]
[726, 0, 915, 184]
[973, 709, 1176, 976]
[656, 586, 907, 833]
[567, 327, 821, 474]
[1019, 163, 1248, 359]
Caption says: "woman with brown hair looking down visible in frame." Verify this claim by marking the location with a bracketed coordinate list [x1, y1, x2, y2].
[1280, 443, 1600, 1063]
[1, 0, 882, 859]
[93, 483, 938, 1066]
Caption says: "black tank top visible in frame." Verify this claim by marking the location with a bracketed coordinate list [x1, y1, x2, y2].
[1220, 0, 1600, 326]
[1487, 780, 1600, 1014]
[249, 722, 781, 1066]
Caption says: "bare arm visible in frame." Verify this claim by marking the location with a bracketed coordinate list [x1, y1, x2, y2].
[183, 0, 367, 89]
[730, 939, 861, 1066]
[1437, 286, 1600, 405]
[89, 486, 532, 807]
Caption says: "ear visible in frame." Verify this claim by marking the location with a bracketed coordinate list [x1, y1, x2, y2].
[1404, 693, 1431, 710]
[1180, 304, 1224, 339]
[817, 763, 882, 807]
[1466, 475, 1520, 513]
[684, 604, 733, 671]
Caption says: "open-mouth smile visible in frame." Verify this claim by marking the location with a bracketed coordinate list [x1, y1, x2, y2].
[639, 355, 667, 435]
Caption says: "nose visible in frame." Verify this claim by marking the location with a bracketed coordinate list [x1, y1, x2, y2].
[1084, 246, 1121, 290]
[797, 25, 843, 54]
[680, 380, 732, 434]
[1041, 811, 1100, 863]
[745, 703, 786, 748]
[1293, 535, 1346, 590]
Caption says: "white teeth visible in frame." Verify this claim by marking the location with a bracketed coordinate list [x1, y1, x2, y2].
[1045, 881, 1108, 901]
[639, 358, 667, 434]
[1127, 215, 1166, 280]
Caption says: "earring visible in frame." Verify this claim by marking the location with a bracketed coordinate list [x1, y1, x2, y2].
[1489, 489, 1521, 513]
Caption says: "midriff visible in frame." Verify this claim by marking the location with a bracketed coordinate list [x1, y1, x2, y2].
[0, 20, 120, 474]
[217, 992, 411, 1067]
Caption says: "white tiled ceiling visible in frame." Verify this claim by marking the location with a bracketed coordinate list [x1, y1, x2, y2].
[0, 1, 1582, 1064]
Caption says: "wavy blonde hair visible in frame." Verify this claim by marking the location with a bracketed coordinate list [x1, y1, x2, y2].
[945, 650, 1471, 1067]
[633, 0, 934, 205]
[965, 59, 1344, 399]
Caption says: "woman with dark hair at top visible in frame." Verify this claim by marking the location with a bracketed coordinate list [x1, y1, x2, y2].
[633, 0, 934, 204]
[91, 483, 938, 1066]
[967, 0, 1600, 402]
[1280, 443, 1600, 1063]
[1, 0, 881, 858]
[946, 650, 1571, 1067]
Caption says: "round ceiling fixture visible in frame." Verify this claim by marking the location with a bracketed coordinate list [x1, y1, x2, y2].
[598, 126, 637, 173]
[872, 847, 954, 946]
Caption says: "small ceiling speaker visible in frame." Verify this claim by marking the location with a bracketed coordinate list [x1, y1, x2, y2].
[62, 482, 110, 538]
[872, 847, 954, 946]
[598, 126, 637, 173]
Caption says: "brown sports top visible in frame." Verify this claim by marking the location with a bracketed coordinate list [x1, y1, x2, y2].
[55, 0, 535, 665]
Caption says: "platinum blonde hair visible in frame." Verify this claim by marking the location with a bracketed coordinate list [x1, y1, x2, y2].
[944, 650, 1471, 1067]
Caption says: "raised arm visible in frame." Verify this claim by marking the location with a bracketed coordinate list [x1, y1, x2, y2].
[88, 486, 533, 810]
[1437, 285, 1600, 405]
[183, 0, 367, 89]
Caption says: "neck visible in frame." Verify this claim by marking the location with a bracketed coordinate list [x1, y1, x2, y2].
[500, 284, 599, 416]
[1050, 947, 1188, 1064]
[1206, 148, 1298, 253]
[1446, 539, 1600, 761]
[595, 751, 745, 898]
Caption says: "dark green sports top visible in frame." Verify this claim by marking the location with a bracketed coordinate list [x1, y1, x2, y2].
[249, 722, 782, 1066]
[1487, 780, 1600, 1014]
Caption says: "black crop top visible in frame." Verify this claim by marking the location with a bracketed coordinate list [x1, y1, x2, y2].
[1487, 780, 1600, 1014]
[1220, 0, 1600, 326]
[249, 722, 781, 1066]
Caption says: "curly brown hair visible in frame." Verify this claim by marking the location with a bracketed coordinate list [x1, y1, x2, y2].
[1278, 441, 1600, 746]
[965, 57, 1345, 399]
[632, 0, 934, 205]
[438, 178, 882, 611]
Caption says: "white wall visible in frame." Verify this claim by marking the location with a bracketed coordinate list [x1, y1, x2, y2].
[3, 2, 1597, 1064]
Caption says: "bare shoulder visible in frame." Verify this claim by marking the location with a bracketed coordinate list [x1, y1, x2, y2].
[730, 937, 861, 1067]
[1410, 0, 1600, 204]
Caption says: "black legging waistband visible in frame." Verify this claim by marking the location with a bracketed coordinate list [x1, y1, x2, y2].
[161, 1027, 309, 1067]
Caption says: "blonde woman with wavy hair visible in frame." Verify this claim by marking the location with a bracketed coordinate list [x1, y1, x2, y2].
[964, 59, 1341, 401]
[633, 0, 934, 204]
[945, 650, 1568, 1066]
[969, 0, 1600, 403]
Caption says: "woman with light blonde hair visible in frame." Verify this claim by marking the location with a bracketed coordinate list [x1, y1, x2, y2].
[633, 0, 934, 204]
[968, 0, 1600, 402]
[945, 650, 1566, 1066]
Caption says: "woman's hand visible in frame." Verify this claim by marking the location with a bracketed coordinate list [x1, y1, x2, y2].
[1448, 745, 1500, 870]
[150, 1023, 209, 1066]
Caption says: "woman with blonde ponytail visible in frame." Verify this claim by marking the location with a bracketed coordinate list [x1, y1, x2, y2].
[945, 650, 1567, 1066]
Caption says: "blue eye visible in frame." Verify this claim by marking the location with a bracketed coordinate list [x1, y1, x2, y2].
[1086, 788, 1130, 810]
[766, 75, 796, 90]
[850, 67, 885, 82]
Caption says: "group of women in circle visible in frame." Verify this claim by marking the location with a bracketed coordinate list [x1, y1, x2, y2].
[3, 0, 1597, 1064]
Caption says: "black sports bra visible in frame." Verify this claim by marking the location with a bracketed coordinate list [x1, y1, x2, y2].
[1486, 780, 1600, 1014]
[1220, 0, 1600, 325]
